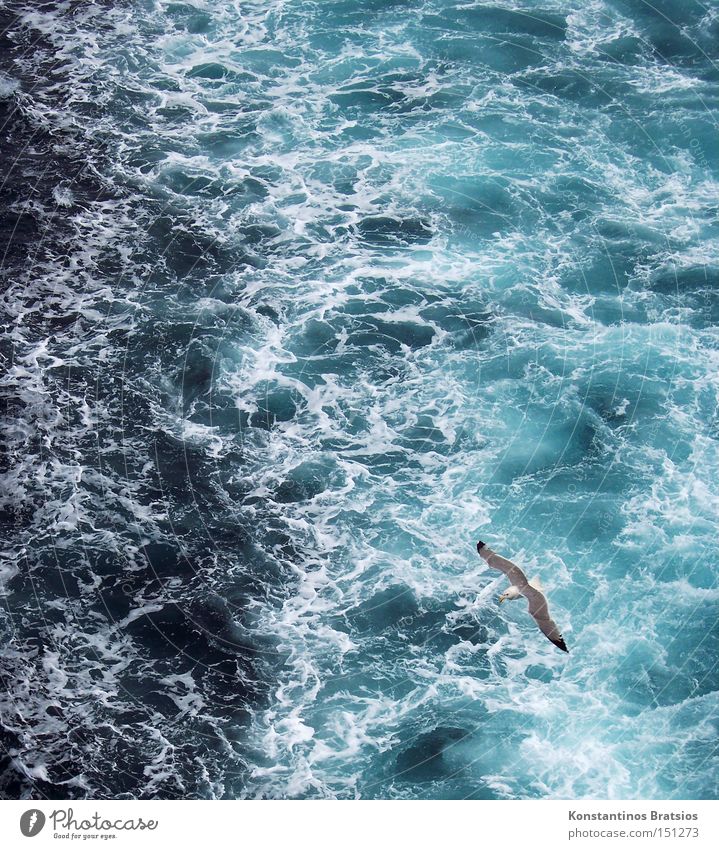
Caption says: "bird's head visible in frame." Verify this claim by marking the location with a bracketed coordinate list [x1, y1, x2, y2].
[498, 592, 509, 604]
[498, 587, 520, 604]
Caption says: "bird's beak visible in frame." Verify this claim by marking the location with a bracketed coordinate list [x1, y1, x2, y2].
[498, 596, 506, 604]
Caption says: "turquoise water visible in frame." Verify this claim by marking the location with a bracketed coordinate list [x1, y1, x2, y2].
[1, 0, 717, 799]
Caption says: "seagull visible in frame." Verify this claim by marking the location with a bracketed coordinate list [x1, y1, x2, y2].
[476, 541, 569, 653]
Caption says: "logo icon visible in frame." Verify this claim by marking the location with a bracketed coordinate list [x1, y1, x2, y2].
[20, 810, 46, 837]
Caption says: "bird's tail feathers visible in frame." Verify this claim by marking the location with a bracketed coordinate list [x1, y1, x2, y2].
[528, 575, 543, 591]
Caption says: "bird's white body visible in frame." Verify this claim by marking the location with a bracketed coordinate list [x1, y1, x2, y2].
[500, 576, 542, 602]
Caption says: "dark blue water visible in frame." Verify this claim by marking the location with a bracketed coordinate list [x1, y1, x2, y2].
[1, 0, 717, 799]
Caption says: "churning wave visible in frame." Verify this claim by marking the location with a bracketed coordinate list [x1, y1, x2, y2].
[0, 0, 717, 799]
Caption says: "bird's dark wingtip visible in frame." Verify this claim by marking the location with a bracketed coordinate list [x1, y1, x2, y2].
[476, 540, 485, 552]
[554, 637, 569, 653]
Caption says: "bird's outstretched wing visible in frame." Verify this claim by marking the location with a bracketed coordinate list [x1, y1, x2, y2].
[522, 585, 569, 652]
[477, 543, 529, 589]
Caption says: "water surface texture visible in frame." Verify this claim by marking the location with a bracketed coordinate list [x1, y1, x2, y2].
[1, 0, 718, 799]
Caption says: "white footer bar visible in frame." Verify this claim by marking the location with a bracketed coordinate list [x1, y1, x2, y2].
[1, 799, 717, 849]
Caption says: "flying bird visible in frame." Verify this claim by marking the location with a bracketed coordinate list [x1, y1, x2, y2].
[476, 541, 569, 652]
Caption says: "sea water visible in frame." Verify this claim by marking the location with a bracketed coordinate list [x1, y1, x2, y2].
[0, 0, 717, 799]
